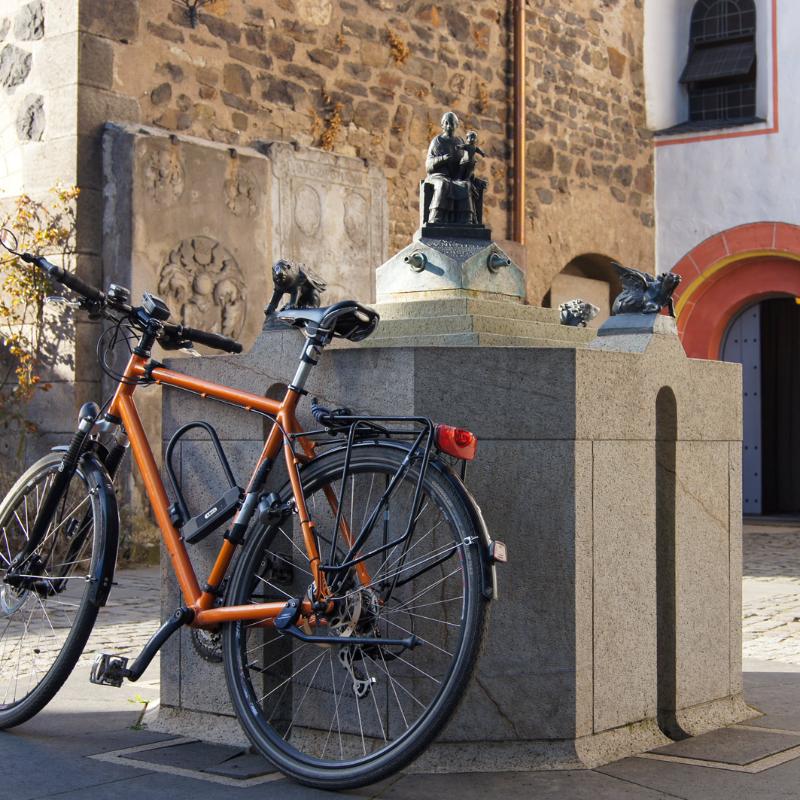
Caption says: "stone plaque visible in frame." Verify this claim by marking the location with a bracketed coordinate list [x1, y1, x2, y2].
[266, 142, 388, 305]
[103, 124, 272, 353]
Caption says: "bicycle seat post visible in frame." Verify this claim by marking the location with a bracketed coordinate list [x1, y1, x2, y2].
[289, 337, 326, 393]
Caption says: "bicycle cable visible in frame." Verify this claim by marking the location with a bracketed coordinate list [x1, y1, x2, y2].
[96, 315, 147, 385]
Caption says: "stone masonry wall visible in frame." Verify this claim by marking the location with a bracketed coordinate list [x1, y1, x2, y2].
[0, 0, 98, 471]
[522, 0, 654, 301]
[77, 0, 654, 304]
[0, 0, 75, 199]
[0, 0, 655, 478]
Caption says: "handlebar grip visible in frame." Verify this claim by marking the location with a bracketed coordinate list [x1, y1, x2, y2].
[180, 326, 243, 354]
[30, 255, 105, 304]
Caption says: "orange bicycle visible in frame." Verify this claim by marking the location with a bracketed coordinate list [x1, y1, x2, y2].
[0, 231, 505, 789]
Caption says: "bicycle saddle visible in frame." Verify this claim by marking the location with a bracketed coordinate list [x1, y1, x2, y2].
[275, 300, 379, 342]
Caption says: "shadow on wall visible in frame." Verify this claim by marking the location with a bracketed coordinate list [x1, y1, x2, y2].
[543, 253, 623, 327]
[655, 385, 689, 741]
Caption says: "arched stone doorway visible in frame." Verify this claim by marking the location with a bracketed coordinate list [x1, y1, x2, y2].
[671, 222, 800, 516]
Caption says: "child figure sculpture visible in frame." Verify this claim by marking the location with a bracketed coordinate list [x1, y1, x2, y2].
[458, 131, 486, 181]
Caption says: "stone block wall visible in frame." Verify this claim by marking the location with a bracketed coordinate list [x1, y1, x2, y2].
[157, 328, 748, 769]
[522, 0, 654, 301]
[0, 0, 656, 507]
[0, 0, 75, 198]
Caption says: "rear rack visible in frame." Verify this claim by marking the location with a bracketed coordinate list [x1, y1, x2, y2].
[291, 414, 436, 589]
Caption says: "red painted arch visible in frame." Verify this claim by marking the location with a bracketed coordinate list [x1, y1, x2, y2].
[671, 223, 800, 359]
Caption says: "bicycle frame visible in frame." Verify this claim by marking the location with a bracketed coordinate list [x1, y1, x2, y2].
[108, 349, 363, 630]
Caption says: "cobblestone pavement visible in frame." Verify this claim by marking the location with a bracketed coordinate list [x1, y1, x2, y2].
[743, 521, 800, 665]
[63, 535, 800, 674]
[0, 566, 161, 704]
[79, 565, 161, 666]
[89, 535, 800, 672]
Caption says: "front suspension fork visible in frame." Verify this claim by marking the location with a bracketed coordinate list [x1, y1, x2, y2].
[8, 404, 98, 573]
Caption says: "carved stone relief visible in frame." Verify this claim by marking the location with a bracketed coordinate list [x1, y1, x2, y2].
[143, 148, 185, 205]
[343, 191, 368, 246]
[268, 142, 388, 304]
[225, 169, 259, 217]
[158, 237, 246, 339]
[293, 183, 322, 237]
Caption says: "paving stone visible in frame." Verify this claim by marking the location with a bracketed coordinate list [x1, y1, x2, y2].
[203, 752, 277, 779]
[123, 739, 245, 770]
[742, 525, 800, 666]
[651, 726, 800, 766]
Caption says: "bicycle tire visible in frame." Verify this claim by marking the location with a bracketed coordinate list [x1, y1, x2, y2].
[0, 451, 113, 728]
[223, 442, 487, 789]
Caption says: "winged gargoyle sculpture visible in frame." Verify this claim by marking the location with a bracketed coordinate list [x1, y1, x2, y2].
[611, 262, 681, 317]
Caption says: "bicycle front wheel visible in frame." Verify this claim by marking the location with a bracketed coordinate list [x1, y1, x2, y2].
[0, 452, 111, 728]
[223, 442, 487, 789]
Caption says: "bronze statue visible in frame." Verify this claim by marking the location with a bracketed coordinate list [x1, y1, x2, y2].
[611, 263, 681, 317]
[264, 259, 326, 320]
[423, 112, 487, 228]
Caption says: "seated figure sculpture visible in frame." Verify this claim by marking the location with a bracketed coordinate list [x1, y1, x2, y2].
[420, 111, 489, 237]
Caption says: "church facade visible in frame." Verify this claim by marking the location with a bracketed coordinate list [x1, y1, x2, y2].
[651, 0, 800, 516]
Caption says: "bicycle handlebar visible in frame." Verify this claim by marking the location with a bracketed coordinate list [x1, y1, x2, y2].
[27, 254, 106, 305]
[162, 323, 243, 354]
[15, 249, 243, 355]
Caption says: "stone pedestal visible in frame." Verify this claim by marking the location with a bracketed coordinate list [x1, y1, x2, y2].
[361, 294, 595, 348]
[376, 235, 524, 303]
[155, 322, 752, 770]
[370, 233, 592, 348]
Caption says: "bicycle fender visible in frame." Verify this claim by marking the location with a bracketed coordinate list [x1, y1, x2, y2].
[433, 463, 498, 602]
[311, 439, 499, 601]
[51, 446, 120, 607]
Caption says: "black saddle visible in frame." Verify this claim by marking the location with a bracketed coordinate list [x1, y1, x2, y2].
[275, 301, 379, 342]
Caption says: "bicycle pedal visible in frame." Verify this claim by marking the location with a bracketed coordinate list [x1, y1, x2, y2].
[90, 653, 129, 687]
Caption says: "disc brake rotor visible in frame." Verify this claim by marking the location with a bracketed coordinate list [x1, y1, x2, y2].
[328, 592, 363, 638]
[0, 584, 28, 616]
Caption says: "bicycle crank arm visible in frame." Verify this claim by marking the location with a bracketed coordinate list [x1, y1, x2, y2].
[278, 624, 420, 649]
[90, 607, 194, 687]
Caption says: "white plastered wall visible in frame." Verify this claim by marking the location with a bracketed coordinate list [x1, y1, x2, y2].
[648, 0, 794, 272]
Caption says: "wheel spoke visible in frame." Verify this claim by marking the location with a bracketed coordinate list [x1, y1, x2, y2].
[0, 458, 101, 723]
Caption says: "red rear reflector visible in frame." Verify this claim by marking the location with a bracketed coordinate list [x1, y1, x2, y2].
[435, 424, 477, 461]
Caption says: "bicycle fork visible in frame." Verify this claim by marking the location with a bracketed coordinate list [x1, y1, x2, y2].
[6, 403, 98, 578]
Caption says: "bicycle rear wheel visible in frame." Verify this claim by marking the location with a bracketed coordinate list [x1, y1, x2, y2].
[0, 452, 111, 728]
[223, 442, 487, 789]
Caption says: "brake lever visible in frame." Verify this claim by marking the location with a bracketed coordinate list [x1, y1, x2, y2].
[45, 295, 81, 310]
[158, 331, 195, 353]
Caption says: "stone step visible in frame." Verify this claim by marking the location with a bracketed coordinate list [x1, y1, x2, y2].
[373, 297, 562, 324]
[372, 314, 595, 343]
[358, 331, 585, 348]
